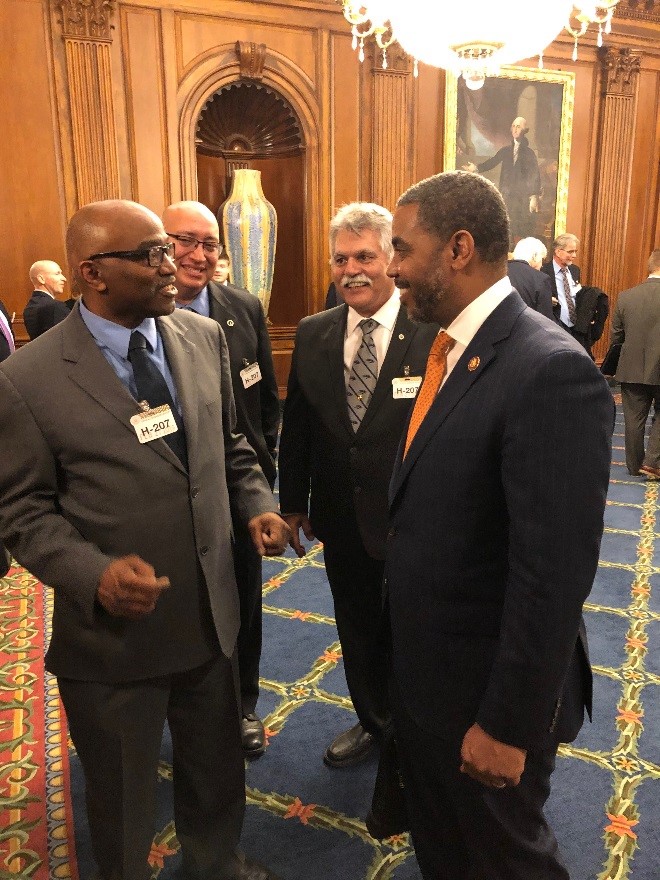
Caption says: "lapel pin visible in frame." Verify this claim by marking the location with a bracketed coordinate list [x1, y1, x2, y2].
[398, 333, 405, 340]
[468, 356, 480, 372]
[227, 319, 234, 327]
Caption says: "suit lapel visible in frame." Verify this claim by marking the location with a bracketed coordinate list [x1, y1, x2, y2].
[208, 281, 234, 329]
[391, 293, 525, 501]
[322, 305, 354, 438]
[158, 317, 197, 472]
[358, 306, 417, 434]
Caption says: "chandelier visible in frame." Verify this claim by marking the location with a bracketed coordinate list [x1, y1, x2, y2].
[339, 1, 620, 88]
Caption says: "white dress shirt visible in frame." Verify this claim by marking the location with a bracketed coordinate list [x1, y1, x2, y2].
[344, 288, 400, 384]
[553, 258, 581, 327]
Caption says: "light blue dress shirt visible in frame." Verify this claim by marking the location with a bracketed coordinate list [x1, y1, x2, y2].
[79, 300, 181, 412]
[175, 285, 210, 318]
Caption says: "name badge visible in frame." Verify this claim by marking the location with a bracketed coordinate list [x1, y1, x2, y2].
[130, 404, 178, 444]
[240, 362, 262, 389]
[392, 376, 422, 399]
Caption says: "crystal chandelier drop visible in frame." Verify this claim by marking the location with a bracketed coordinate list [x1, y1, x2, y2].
[339, 1, 621, 88]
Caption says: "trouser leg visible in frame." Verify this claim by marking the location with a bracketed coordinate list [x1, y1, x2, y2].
[58, 676, 169, 880]
[642, 386, 660, 469]
[233, 541, 263, 715]
[322, 541, 390, 736]
[621, 383, 652, 474]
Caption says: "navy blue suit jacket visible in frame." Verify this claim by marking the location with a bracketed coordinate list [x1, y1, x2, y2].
[385, 292, 614, 750]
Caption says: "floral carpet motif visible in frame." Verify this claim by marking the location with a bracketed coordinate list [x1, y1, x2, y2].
[1, 404, 659, 879]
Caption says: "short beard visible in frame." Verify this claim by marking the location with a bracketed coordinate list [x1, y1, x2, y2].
[405, 268, 452, 325]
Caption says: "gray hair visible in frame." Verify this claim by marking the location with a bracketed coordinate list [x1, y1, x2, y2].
[553, 233, 579, 251]
[398, 171, 509, 265]
[329, 203, 394, 260]
[512, 237, 547, 266]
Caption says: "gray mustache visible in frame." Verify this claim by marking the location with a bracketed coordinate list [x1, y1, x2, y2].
[341, 273, 372, 288]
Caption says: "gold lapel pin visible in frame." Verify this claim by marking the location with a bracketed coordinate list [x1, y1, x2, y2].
[468, 356, 480, 372]
[227, 319, 234, 327]
[398, 333, 405, 340]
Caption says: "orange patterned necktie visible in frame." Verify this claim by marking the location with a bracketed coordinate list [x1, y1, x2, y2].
[404, 331, 455, 458]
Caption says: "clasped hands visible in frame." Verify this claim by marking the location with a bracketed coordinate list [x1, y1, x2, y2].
[460, 723, 526, 790]
[97, 513, 291, 619]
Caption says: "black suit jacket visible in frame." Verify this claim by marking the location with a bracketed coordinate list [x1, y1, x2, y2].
[386, 293, 614, 749]
[207, 281, 280, 488]
[0, 300, 14, 362]
[506, 260, 554, 320]
[279, 303, 438, 559]
[541, 261, 580, 309]
[23, 290, 70, 340]
[541, 263, 608, 350]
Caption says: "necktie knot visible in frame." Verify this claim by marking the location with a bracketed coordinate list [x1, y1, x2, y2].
[404, 331, 455, 457]
[128, 330, 149, 356]
[358, 317, 378, 335]
[429, 330, 454, 361]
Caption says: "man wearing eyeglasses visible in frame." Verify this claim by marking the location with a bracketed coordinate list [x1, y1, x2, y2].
[0, 199, 288, 880]
[162, 201, 280, 760]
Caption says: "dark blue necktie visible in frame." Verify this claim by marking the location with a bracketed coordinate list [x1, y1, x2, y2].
[127, 330, 188, 469]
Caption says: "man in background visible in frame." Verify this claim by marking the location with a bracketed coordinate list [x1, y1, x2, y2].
[279, 203, 437, 768]
[0, 199, 287, 880]
[23, 260, 70, 339]
[541, 233, 608, 357]
[163, 200, 280, 757]
[507, 236, 554, 319]
[0, 298, 13, 578]
[213, 253, 232, 285]
[464, 116, 541, 245]
[611, 249, 660, 478]
[385, 171, 613, 879]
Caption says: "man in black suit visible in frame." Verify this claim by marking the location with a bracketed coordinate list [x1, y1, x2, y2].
[541, 233, 609, 357]
[385, 171, 614, 879]
[279, 203, 438, 767]
[507, 237, 554, 320]
[23, 260, 71, 339]
[0, 199, 288, 880]
[611, 249, 660, 478]
[464, 117, 541, 246]
[163, 201, 280, 757]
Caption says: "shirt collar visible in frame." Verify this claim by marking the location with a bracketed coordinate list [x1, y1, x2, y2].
[346, 288, 400, 336]
[79, 299, 158, 358]
[553, 259, 569, 275]
[445, 276, 513, 349]
[175, 284, 210, 317]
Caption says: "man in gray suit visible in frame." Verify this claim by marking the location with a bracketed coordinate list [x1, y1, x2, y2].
[611, 249, 660, 478]
[0, 200, 289, 880]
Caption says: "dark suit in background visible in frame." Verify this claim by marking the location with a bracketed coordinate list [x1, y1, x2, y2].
[386, 293, 614, 878]
[279, 303, 437, 739]
[611, 275, 660, 474]
[0, 299, 14, 577]
[477, 135, 540, 243]
[506, 259, 554, 319]
[23, 289, 70, 339]
[207, 279, 280, 715]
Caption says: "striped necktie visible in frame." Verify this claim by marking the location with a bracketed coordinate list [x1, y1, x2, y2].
[346, 318, 379, 431]
[404, 331, 455, 457]
[560, 267, 577, 325]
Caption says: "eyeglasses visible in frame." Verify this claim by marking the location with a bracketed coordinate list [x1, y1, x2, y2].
[166, 233, 221, 255]
[88, 243, 175, 268]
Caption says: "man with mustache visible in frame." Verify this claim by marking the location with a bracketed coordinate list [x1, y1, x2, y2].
[0, 199, 288, 880]
[278, 203, 438, 767]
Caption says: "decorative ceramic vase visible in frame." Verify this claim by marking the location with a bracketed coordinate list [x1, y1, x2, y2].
[220, 168, 277, 316]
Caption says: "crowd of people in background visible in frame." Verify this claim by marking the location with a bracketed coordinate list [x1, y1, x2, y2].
[0, 169, 658, 880]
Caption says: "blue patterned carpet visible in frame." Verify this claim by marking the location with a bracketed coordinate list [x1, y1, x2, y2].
[65, 402, 660, 879]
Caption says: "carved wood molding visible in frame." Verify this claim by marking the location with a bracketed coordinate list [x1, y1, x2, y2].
[55, 0, 116, 42]
[619, 0, 659, 23]
[235, 41, 267, 80]
[598, 47, 643, 97]
[371, 41, 412, 74]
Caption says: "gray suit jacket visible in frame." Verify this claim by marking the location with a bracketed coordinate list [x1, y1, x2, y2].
[0, 304, 276, 681]
[611, 277, 660, 385]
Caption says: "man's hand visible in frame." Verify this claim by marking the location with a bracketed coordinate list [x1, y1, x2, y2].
[248, 512, 291, 557]
[282, 513, 315, 558]
[97, 555, 170, 619]
[529, 194, 539, 213]
[460, 723, 526, 789]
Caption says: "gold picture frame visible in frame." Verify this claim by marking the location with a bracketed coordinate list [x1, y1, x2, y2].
[444, 67, 575, 250]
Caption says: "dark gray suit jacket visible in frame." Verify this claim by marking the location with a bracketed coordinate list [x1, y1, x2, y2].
[23, 290, 70, 340]
[0, 304, 276, 681]
[208, 281, 280, 488]
[279, 302, 438, 559]
[507, 260, 554, 320]
[386, 292, 614, 749]
[611, 277, 660, 385]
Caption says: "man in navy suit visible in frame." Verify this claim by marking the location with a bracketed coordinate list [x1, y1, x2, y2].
[385, 171, 614, 879]
[163, 201, 280, 758]
[23, 260, 70, 339]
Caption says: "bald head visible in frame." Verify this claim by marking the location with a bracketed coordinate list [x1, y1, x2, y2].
[29, 260, 67, 296]
[66, 199, 177, 328]
[163, 200, 221, 303]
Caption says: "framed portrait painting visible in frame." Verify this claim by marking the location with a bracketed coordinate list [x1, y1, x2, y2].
[444, 67, 575, 251]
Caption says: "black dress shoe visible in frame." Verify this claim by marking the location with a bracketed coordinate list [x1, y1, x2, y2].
[323, 722, 376, 768]
[241, 714, 266, 758]
[238, 856, 282, 880]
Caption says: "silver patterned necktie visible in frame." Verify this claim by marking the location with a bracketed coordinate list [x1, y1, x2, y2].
[347, 317, 379, 431]
[560, 267, 577, 325]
